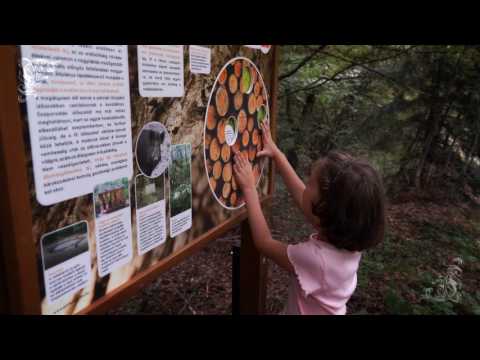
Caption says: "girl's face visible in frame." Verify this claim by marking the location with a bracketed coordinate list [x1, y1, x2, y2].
[301, 166, 322, 231]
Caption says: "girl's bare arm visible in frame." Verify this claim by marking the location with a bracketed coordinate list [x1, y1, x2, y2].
[233, 151, 294, 273]
[258, 123, 306, 211]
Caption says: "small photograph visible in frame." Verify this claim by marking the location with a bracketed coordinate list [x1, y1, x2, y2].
[169, 144, 192, 217]
[41, 221, 89, 270]
[136, 122, 171, 178]
[135, 174, 165, 209]
[94, 178, 130, 219]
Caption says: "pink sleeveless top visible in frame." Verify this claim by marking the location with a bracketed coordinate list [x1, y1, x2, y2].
[284, 233, 362, 315]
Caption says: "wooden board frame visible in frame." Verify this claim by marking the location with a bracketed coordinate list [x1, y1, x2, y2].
[0, 45, 279, 315]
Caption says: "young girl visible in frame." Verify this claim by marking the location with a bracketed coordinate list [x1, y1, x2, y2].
[233, 123, 386, 315]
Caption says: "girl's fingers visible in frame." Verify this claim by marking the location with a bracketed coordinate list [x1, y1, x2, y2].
[263, 129, 271, 144]
[234, 164, 243, 177]
[234, 153, 241, 165]
[262, 123, 270, 137]
[235, 153, 243, 165]
[235, 154, 245, 169]
[242, 154, 249, 167]
[261, 124, 268, 139]
[237, 152, 244, 164]
[234, 152, 253, 173]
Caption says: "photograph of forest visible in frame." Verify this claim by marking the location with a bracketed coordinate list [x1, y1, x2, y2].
[169, 144, 192, 217]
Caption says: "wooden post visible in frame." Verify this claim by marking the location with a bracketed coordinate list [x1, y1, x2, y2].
[239, 218, 268, 315]
[0, 245, 9, 313]
[231, 245, 240, 315]
[0, 45, 42, 314]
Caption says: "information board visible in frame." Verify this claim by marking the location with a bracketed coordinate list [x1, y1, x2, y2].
[0, 45, 279, 315]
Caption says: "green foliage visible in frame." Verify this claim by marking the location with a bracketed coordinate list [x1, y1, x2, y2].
[136, 175, 164, 209]
[385, 288, 413, 315]
[279, 45, 480, 315]
[279, 45, 480, 196]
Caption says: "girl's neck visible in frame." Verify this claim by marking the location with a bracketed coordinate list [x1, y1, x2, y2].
[312, 226, 328, 242]
[312, 230, 328, 244]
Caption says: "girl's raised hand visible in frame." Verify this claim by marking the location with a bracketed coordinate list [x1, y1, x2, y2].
[233, 150, 256, 193]
[257, 123, 280, 159]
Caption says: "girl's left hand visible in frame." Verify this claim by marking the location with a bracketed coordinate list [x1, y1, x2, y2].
[233, 150, 256, 193]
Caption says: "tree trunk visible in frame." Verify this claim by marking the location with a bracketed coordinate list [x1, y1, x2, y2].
[415, 56, 449, 189]
[442, 135, 457, 177]
[463, 121, 480, 176]
[415, 109, 435, 189]
[302, 93, 316, 120]
[397, 121, 423, 181]
[285, 87, 299, 169]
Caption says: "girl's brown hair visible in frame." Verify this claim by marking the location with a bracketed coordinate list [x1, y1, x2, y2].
[312, 151, 386, 252]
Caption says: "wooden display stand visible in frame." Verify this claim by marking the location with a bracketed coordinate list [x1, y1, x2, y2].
[0, 45, 279, 315]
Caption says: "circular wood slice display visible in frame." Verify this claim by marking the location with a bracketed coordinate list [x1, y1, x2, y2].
[203, 57, 270, 210]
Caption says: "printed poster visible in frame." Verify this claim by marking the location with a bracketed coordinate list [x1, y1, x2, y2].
[135, 174, 167, 255]
[40, 221, 91, 305]
[93, 177, 133, 277]
[20, 45, 133, 206]
[244, 45, 272, 54]
[203, 57, 270, 210]
[189, 45, 211, 74]
[137, 45, 184, 97]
